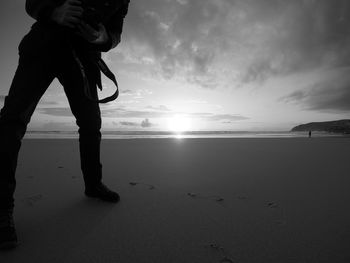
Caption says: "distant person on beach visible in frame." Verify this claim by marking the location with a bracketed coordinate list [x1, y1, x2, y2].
[0, 0, 130, 249]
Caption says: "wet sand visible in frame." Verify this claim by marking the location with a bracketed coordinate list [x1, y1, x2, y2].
[1, 138, 350, 263]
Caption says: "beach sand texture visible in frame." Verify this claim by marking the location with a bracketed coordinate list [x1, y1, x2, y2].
[1, 138, 349, 263]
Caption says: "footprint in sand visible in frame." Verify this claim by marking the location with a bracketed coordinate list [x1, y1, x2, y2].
[187, 193, 224, 203]
[236, 195, 248, 200]
[220, 257, 235, 263]
[21, 194, 43, 207]
[129, 182, 155, 190]
[208, 243, 235, 263]
[266, 202, 287, 226]
[267, 202, 279, 208]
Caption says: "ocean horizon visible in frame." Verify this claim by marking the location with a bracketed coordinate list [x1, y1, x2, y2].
[24, 130, 345, 139]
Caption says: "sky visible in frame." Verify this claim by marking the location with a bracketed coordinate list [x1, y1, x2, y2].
[0, 0, 350, 132]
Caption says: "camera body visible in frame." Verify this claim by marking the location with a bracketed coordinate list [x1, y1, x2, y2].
[81, 0, 124, 29]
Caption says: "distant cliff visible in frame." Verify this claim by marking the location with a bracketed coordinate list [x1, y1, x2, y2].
[291, 120, 350, 134]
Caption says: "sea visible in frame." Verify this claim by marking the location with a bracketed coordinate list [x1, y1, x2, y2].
[24, 131, 346, 139]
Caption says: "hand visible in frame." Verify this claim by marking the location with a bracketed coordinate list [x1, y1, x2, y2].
[76, 22, 109, 44]
[51, 0, 83, 28]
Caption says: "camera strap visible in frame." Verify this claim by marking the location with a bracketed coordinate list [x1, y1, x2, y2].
[71, 48, 119, 104]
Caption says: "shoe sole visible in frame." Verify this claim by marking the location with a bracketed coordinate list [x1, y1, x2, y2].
[85, 193, 120, 203]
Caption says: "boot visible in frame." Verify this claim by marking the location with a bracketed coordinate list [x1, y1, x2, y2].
[85, 182, 120, 203]
[0, 209, 18, 250]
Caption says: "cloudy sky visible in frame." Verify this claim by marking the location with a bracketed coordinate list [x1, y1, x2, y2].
[0, 0, 349, 132]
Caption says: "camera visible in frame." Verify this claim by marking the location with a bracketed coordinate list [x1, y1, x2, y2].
[81, 0, 124, 29]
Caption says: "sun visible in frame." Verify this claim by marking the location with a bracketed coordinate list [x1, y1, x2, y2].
[167, 115, 192, 133]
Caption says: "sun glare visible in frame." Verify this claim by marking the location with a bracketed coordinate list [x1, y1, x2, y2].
[167, 115, 192, 133]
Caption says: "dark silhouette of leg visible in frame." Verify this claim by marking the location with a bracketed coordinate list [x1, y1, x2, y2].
[56, 52, 119, 202]
[0, 55, 54, 210]
[0, 48, 55, 249]
[56, 54, 103, 187]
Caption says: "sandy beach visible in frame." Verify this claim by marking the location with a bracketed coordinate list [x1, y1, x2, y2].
[1, 137, 349, 263]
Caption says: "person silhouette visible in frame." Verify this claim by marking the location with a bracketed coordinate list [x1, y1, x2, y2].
[0, 0, 130, 249]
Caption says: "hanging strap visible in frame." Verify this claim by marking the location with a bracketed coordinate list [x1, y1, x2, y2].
[71, 48, 119, 104]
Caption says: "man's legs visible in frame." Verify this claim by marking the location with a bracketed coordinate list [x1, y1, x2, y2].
[0, 56, 54, 210]
[0, 52, 54, 249]
[56, 56, 119, 202]
[57, 60, 103, 186]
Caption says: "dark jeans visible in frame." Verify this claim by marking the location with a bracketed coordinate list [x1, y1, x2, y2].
[0, 25, 103, 209]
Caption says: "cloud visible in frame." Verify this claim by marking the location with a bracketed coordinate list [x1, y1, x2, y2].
[280, 68, 350, 112]
[123, 0, 230, 86]
[114, 119, 156, 128]
[37, 106, 168, 119]
[102, 107, 249, 122]
[146, 105, 171, 111]
[279, 90, 307, 104]
[102, 107, 169, 118]
[121, 0, 350, 88]
[240, 0, 350, 82]
[37, 121, 75, 131]
[306, 80, 350, 113]
[37, 107, 72, 117]
[207, 114, 249, 122]
[120, 89, 133, 95]
[119, 121, 139, 127]
[37, 106, 249, 123]
[38, 100, 60, 106]
[141, 118, 153, 128]
[37, 107, 167, 119]
[118, 89, 153, 99]
[183, 99, 207, 104]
